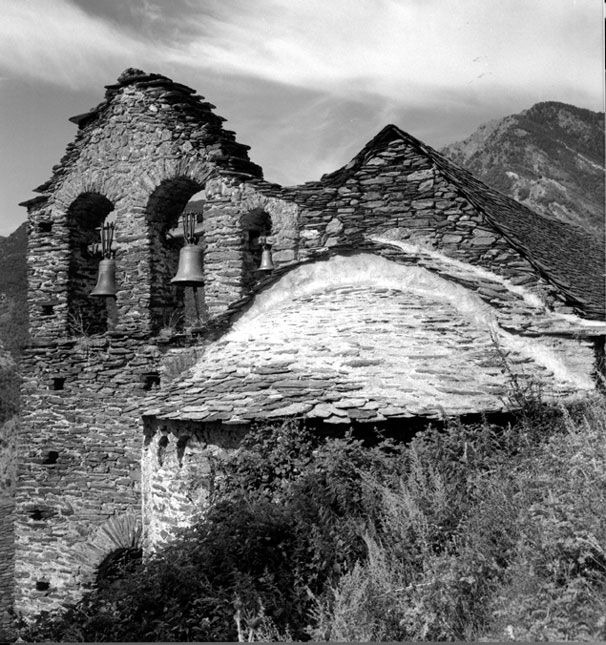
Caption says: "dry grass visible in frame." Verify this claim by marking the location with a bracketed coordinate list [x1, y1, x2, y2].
[308, 394, 606, 642]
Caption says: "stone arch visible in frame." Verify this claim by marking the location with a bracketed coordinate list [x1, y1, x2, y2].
[73, 512, 142, 589]
[52, 170, 128, 213]
[66, 192, 115, 335]
[236, 189, 300, 270]
[96, 546, 142, 587]
[145, 177, 206, 333]
[240, 208, 273, 292]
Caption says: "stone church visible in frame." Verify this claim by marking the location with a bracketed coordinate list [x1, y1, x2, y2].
[8, 68, 606, 619]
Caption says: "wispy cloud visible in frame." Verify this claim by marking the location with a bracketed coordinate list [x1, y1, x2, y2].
[0, 0, 601, 235]
[1, 0, 602, 108]
[163, 0, 602, 108]
[0, 0, 151, 89]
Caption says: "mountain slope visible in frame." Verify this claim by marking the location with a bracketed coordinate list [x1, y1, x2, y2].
[0, 223, 28, 357]
[0, 222, 27, 302]
[441, 102, 605, 235]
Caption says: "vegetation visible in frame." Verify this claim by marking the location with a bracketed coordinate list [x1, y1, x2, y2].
[0, 347, 20, 500]
[16, 393, 606, 642]
[0, 418, 17, 498]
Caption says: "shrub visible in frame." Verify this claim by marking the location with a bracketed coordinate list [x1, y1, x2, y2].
[0, 417, 17, 497]
[312, 398, 606, 642]
[19, 422, 406, 641]
[19, 398, 606, 641]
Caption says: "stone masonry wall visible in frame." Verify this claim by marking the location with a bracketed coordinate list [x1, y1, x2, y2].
[25, 70, 262, 342]
[142, 420, 247, 548]
[0, 497, 14, 638]
[265, 135, 573, 317]
[16, 70, 302, 616]
[15, 334, 161, 614]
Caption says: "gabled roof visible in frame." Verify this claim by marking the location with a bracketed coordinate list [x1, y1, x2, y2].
[30, 68, 263, 197]
[312, 125, 605, 321]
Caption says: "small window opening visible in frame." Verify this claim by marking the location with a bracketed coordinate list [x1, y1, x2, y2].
[141, 372, 161, 390]
[176, 436, 189, 467]
[51, 377, 65, 391]
[35, 581, 50, 591]
[29, 508, 55, 520]
[41, 305, 54, 316]
[42, 451, 59, 465]
[38, 221, 53, 233]
[158, 435, 169, 466]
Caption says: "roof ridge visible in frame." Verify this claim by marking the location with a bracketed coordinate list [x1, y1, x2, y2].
[317, 123, 604, 319]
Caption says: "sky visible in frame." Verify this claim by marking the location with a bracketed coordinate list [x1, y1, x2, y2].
[0, 0, 603, 237]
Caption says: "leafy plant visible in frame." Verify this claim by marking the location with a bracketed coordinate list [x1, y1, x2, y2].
[18, 398, 606, 642]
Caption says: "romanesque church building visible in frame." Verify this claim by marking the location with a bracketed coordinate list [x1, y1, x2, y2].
[8, 68, 606, 617]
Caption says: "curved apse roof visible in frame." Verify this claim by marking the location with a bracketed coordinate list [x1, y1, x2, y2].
[146, 254, 593, 426]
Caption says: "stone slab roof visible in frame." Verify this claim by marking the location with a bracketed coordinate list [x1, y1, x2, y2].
[303, 125, 605, 321]
[32, 68, 263, 197]
[146, 255, 593, 425]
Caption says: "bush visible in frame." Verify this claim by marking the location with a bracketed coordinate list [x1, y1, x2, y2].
[19, 399, 606, 641]
[311, 398, 606, 642]
[19, 422, 405, 641]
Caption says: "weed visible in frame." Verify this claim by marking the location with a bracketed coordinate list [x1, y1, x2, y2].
[18, 398, 606, 642]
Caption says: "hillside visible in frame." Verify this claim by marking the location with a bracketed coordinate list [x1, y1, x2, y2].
[0, 222, 27, 302]
[0, 222, 28, 358]
[441, 102, 605, 236]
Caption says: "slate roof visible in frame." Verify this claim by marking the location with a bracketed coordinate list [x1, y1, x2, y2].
[146, 255, 593, 425]
[300, 125, 605, 321]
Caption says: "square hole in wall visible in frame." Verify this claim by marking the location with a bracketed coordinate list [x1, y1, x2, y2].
[41, 305, 54, 316]
[51, 377, 66, 391]
[141, 372, 161, 390]
[38, 221, 53, 233]
[35, 581, 50, 591]
[42, 450, 59, 465]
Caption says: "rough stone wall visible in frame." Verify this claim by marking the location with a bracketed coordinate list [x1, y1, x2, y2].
[0, 497, 14, 637]
[142, 420, 246, 547]
[15, 335, 160, 614]
[16, 70, 282, 615]
[279, 137, 573, 315]
[25, 70, 263, 342]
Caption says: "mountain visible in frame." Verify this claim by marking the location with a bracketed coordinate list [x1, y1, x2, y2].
[0, 223, 28, 357]
[0, 223, 27, 301]
[440, 102, 605, 236]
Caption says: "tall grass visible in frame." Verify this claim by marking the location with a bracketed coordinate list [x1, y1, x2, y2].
[310, 396, 606, 641]
[17, 395, 606, 642]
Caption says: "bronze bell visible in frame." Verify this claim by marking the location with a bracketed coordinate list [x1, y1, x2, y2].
[91, 222, 117, 297]
[90, 258, 117, 297]
[258, 246, 275, 272]
[171, 244, 205, 285]
[171, 211, 205, 286]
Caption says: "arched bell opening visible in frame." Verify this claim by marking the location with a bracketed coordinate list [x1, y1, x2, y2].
[67, 192, 115, 336]
[240, 208, 273, 293]
[146, 178, 207, 335]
